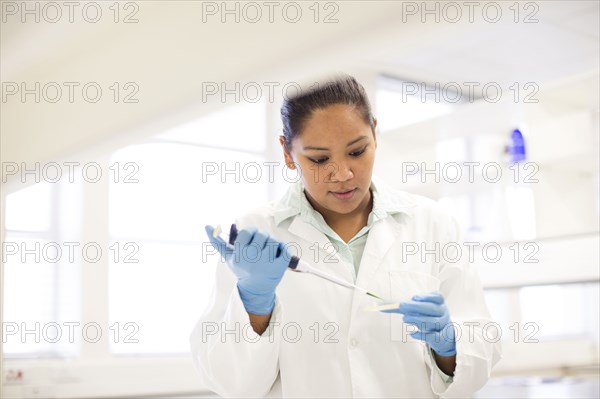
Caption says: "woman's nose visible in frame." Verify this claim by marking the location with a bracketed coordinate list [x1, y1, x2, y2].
[329, 161, 353, 182]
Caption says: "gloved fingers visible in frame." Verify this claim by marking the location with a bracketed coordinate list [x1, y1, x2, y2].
[398, 300, 445, 317]
[409, 331, 455, 349]
[265, 237, 283, 262]
[274, 241, 284, 258]
[267, 238, 289, 260]
[235, 228, 258, 247]
[403, 315, 446, 332]
[409, 330, 425, 341]
[277, 241, 296, 262]
[250, 230, 270, 251]
[412, 291, 445, 305]
[204, 225, 233, 257]
[409, 330, 449, 341]
[408, 330, 432, 342]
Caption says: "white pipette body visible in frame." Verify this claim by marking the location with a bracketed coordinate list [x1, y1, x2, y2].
[292, 259, 372, 297]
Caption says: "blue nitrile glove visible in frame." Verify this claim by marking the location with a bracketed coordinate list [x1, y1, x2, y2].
[205, 225, 291, 315]
[383, 291, 457, 356]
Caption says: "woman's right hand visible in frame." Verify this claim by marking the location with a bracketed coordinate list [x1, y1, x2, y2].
[205, 225, 291, 315]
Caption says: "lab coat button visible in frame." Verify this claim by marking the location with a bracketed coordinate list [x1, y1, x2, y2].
[350, 338, 358, 348]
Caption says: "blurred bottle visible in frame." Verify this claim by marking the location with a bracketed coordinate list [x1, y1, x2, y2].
[505, 128, 527, 164]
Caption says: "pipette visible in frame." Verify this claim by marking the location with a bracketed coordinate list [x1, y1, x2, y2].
[212, 224, 385, 301]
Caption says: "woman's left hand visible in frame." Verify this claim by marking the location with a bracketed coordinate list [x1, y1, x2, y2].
[382, 291, 457, 357]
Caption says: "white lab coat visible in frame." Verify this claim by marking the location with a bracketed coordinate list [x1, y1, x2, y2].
[190, 180, 502, 398]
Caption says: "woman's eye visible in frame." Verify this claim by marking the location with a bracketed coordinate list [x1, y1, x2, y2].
[350, 148, 366, 157]
[309, 157, 329, 165]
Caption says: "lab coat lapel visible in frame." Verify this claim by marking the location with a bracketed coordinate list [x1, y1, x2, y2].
[287, 215, 332, 256]
[351, 216, 402, 313]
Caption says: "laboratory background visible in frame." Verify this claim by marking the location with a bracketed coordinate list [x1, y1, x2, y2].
[1, 1, 599, 398]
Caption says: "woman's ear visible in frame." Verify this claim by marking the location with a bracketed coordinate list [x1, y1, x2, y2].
[279, 135, 296, 169]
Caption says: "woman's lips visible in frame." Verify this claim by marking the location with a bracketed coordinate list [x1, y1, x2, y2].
[330, 188, 357, 200]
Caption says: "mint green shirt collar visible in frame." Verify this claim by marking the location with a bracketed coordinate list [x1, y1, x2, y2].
[273, 177, 414, 228]
[273, 177, 415, 277]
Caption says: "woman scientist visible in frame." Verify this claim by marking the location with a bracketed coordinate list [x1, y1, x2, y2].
[190, 75, 501, 398]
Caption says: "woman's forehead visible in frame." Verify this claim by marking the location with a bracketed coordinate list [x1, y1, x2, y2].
[300, 105, 369, 137]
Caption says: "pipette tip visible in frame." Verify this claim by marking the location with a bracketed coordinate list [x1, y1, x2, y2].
[366, 292, 384, 301]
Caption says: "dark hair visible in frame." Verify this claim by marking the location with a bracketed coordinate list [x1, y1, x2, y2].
[280, 74, 375, 149]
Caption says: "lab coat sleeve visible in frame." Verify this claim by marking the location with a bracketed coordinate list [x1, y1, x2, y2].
[423, 213, 503, 398]
[189, 255, 282, 398]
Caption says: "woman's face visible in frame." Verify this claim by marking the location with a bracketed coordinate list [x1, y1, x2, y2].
[280, 103, 377, 218]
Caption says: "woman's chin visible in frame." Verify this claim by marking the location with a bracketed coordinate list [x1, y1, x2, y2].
[324, 199, 362, 215]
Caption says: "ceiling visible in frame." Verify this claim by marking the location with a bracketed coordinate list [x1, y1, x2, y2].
[1, 1, 598, 173]
[364, 1, 599, 90]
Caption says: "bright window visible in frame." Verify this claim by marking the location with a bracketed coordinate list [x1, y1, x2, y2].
[3, 181, 81, 358]
[484, 282, 599, 342]
[108, 103, 271, 354]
